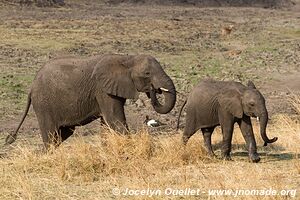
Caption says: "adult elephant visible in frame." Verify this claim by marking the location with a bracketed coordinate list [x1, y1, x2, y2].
[6, 54, 176, 148]
[177, 79, 277, 163]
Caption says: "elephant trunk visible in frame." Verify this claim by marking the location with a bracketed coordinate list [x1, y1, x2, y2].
[259, 110, 278, 146]
[150, 75, 176, 114]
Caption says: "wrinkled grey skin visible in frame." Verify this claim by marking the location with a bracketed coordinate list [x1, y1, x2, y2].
[177, 80, 277, 163]
[6, 54, 176, 148]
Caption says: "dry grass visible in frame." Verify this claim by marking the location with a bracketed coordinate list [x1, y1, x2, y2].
[290, 94, 300, 115]
[0, 97, 299, 199]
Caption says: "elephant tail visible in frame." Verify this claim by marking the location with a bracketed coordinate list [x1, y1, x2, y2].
[176, 99, 187, 131]
[5, 91, 32, 145]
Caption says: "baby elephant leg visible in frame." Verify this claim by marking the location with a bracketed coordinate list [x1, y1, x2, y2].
[220, 118, 235, 160]
[182, 122, 198, 145]
[201, 127, 215, 157]
[182, 110, 199, 145]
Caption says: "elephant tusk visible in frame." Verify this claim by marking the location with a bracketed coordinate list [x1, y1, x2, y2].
[256, 117, 259, 121]
[160, 87, 169, 92]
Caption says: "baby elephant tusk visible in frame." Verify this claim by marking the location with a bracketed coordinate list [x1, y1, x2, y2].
[160, 87, 169, 92]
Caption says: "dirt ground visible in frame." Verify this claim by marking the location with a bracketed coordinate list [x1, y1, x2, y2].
[1, 0, 299, 137]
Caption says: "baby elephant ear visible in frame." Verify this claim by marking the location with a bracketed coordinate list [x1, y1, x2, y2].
[92, 56, 138, 99]
[218, 90, 243, 119]
[247, 80, 257, 89]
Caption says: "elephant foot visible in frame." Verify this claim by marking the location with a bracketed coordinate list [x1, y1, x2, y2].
[182, 136, 190, 145]
[207, 151, 216, 158]
[249, 153, 260, 163]
[221, 154, 232, 161]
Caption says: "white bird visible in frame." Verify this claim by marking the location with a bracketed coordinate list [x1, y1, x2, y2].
[144, 115, 166, 127]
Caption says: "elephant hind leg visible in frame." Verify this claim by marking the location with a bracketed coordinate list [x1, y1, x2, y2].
[47, 126, 75, 148]
[36, 114, 67, 149]
[182, 117, 198, 145]
[201, 127, 215, 157]
[37, 120, 58, 149]
[41, 126, 75, 149]
[182, 131, 196, 145]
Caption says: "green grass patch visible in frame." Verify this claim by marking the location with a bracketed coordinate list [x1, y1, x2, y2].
[0, 73, 33, 103]
[269, 27, 300, 39]
[201, 58, 223, 77]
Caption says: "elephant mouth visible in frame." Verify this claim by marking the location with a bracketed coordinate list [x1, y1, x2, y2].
[146, 85, 173, 98]
[246, 112, 257, 118]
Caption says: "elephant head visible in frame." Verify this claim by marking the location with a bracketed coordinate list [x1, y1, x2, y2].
[242, 81, 277, 146]
[218, 81, 277, 146]
[92, 54, 176, 114]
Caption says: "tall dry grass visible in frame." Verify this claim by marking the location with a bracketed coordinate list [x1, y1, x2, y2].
[0, 96, 299, 199]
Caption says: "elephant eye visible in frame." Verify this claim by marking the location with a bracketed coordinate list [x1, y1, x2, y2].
[145, 71, 151, 77]
[249, 102, 255, 107]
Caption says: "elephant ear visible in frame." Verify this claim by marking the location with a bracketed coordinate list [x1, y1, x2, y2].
[247, 80, 257, 89]
[92, 56, 138, 99]
[218, 89, 243, 119]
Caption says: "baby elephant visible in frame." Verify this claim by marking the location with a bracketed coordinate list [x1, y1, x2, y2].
[177, 80, 277, 162]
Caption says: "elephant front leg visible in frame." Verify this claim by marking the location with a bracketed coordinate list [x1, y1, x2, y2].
[201, 127, 216, 157]
[238, 117, 260, 163]
[98, 94, 129, 134]
[219, 113, 235, 160]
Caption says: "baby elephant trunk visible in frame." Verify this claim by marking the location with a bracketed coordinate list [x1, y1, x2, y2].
[259, 111, 278, 146]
